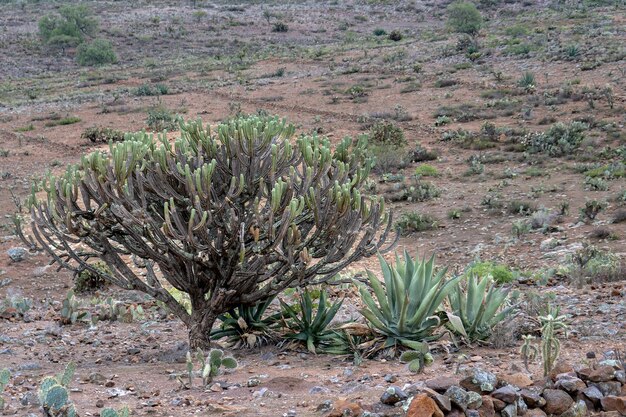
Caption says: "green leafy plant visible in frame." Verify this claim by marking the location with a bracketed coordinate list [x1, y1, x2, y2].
[369, 121, 406, 148]
[146, 103, 178, 131]
[395, 212, 438, 236]
[399, 343, 433, 373]
[447, 1, 482, 35]
[210, 296, 282, 348]
[579, 199, 607, 222]
[446, 275, 515, 342]
[38, 4, 97, 47]
[518, 72, 536, 92]
[74, 261, 110, 293]
[81, 127, 125, 143]
[76, 38, 117, 66]
[467, 261, 515, 284]
[539, 307, 567, 377]
[512, 220, 531, 238]
[523, 122, 588, 157]
[358, 252, 462, 350]
[414, 164, 439, 177]
[280, 289, 343, 353]
[272, 22, 288, 32]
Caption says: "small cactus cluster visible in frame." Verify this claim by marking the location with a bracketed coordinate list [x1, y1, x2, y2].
[0, 368, 10, 409]
[519, 334, 539, 372]
[92, 297, 144, 324]
[100, 406, 130, 417]
[38, 362, 77, 417]
[60, 290, 87, 325]
[183, 348, 238, 388]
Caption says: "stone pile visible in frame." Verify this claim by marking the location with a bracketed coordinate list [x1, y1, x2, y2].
[325, 360, 626, 417]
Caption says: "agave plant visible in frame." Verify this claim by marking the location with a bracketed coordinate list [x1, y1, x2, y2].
[446, 274, 515, 343]
[280, 289, 343, 354]
[358, 251, 462, 350]
[210, 295, 282, 349]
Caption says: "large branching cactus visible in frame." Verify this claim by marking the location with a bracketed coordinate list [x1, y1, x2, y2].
[18, 115, 394, 348]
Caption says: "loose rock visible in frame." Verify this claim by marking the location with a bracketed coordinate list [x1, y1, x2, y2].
[406, 394, 444, 417]
[380, 386, 408, 405]
[542, 389, 574, 415]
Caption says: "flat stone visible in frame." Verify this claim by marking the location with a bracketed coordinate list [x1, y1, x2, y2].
[460, 368, 498, 393]
[445, 386, 470, 411]
[555, 375, 587, 393]
[7, 247, 27, 262]
[542, 389, 573, 415]
[380, 386, 408, 405]
[559, 400, 587, 417]
[516, 397, 527, 416]
[581, 385, 603, 404]
[492, 385, 519, 404]
[587, 366, 616, 382]
[467, 391, 483, 410]
[492, 397, 507, 412]
[502, 403, 517, 417]
[465, 410, 480, 417]
[499, 373, 533, 388]
[478, 395, 495, 417]
[520, 389, 545, 408]
[327, 399, 364, 417]
[406, 394, 444, 417]
[550, 362, 575, 382]
[590, 381, 622, 397]
[426, 376, 459, 393]
[524, 409, 547, 417]
[600, 396, 626, 414]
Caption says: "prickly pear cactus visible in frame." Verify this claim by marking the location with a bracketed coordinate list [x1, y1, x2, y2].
[0, 368, 10, 409]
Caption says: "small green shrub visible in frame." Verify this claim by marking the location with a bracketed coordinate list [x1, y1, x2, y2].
[507, 200, 537, 216]
[518, 72, 536, 91]
[81, 126, 125, 143]
[369, 121, 406, 148]
[134, 83, 169, 96]
[74, 262, 110, 293]
[38, 4, 97, 46]
[415, 164, 439, 177]
[467, 261, 515, 284]
[373, 28, 386, 36]
[146, 104, 178, 131]
[395, 212, 438, 236]
[523, 122, 588, 157]
[45, 116, 81, 127]
[388, 30, 403, 41]
[76, 39, 117, 66]
[272, 22, 289, 32]
[447, 1, 482, 35]
[579, 199, 607, 222]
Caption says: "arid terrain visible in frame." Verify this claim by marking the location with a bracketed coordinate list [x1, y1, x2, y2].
[0, 1, 624, 416]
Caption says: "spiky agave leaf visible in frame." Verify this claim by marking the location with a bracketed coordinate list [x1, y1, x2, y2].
[359, 251, 460, 348]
